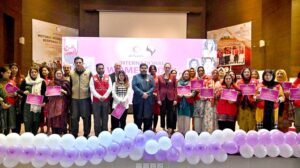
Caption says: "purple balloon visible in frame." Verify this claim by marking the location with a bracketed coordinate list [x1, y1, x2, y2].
[234, 132, 246, 146]
[50, 146, 64, 161]
[80, 147, 94, 160]
[208, 142, 221, 155]
[35, 145, 50, 160]
[155, 131, 168, 141]
[222, 141, 238, 154]
[171, 132, 185, 148]
[183, 143, 194, 156]
[258, 131, 272, 145]
[0, 144, 7, 157]
[143, 151, 155, 161]
[64, 147, 79, 162]
[6, 145, 21, 158]
[144, 130, 155, 141]
[193, 143, 207, 155]
[271, 131, 285, 145]
[155, 150, 167, 162]
[94, 145, 106, 159]
[285, 132, 297, 145]
[108, 142, 121, 155]
[22, 145, 36, 159]
[246, 132, 259, 146]
[167, 147, 180, 162]
[121, 138, 134, 152]
[134, 133, 146, 147]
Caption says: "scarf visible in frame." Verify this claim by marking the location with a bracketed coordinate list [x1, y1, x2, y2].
[25, 73, 44, 113]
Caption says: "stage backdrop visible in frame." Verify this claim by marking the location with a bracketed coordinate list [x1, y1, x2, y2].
[207, 22, 251, 73]
[32, 19, 78, 68]
[62, 37, 218, 78]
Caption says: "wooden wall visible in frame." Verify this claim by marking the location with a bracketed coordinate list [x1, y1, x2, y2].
[291, 0, 300, 77]
[21, 0, 79, 72]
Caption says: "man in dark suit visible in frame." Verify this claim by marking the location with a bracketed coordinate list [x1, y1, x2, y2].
[132, 63, 155, 131]
[157, 63, 177, 134]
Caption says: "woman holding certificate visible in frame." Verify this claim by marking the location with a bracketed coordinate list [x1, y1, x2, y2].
[111, 70, 130, 130]
[47, 69, 70, 134]
[292, 72, 300, 132]
[19, 66, 46, 135]
[216, 73, 239, 130]
[275, 69, 291, 132]
[236, 67, 258, 132]
[177, 70, 196, 134]
[255, 70, 285, 130]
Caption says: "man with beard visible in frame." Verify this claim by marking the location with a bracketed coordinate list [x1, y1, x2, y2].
[70, 57, 92, 138]
[132, 63, 155, 131]
[90, 63, 112, 135]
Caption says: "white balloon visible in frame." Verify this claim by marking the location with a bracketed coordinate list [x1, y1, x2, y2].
[214, 150, 228, 162]
[258, 129, 268, 134]
[177, 152, 186, 163]
[118, 150, 130, 158]
[20, 132, 35, 147]
[61, 134, 75, 150]
[87, 136, 99, 149]
[90, 156, 102, 165]
[187, 155, 200, 165]
[158, 137, 172, 151]
[112, 128, 126, 143]
[47, 158, 60, 166]
[6, 133, 20, 146]
[211, 130, 224, 143]
[129, 147, 143, 161]
[292, 144, 300, 158]
[19, 156, 31, 164]
[239, 144, 254, 158]
[253, 144, 267, 158]
[198, 132, 211, 144]
[201, 154, 214, 165]
[266, 144, 280, 157]
[33, 133, 48, 147]
[104, 153, 117, 162]
[98, 131, 112, 147]
[124, 123, 139, 139]
[75, 158, 88, 166]
[0, 134, 7, 146]
[185, 131, 199, 144]
[3, 157, 18, 168]
[60, 159, 74, 168]
[279, 144, 293, 158]
[47, 134, 61, 148]
[145, 140, 159, 155]
[31, 159, 47, 168]
[74, 136, 88, 150]
[222, 129, 235, 141]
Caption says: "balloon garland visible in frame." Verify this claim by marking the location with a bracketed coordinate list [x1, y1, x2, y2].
[0, 123, 299, 167]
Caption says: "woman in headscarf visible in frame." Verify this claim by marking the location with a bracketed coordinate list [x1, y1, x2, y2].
[256, 69, 285, 130]
[47, 69, 70, 134]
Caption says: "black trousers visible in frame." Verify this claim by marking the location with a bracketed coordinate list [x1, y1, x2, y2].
[218, 120, 235, 131]
[160, 99, 177, 129]
[71, 98, 91, 138]
[111, 109, 128, 130]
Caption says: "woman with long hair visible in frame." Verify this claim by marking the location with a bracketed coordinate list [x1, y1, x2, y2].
[256, 69, 285, 130]
[111, 70, 131, 130]
[47, 69, 71, 134]
[149, 65, 160, 132]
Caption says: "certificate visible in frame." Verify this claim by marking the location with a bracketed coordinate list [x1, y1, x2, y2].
[5, 83, 19, 94]
[220, 89, 238, 101]
[177, 86, 191, 95]
[191, 80, 204, 90]
[111, 103, 126, 119]
[240, 84, 256, 95]
[289, 88, 300, 100]
[260, 88, 279, 102]
[45, 86, 62, 96]
[26, 94, 44, 105]
[280, 82, 292, 92]
[199, 88, 214, 98]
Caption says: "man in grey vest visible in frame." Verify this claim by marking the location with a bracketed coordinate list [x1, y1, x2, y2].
[70, 57, 92, 138]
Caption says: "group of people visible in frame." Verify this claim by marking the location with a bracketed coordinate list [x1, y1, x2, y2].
[1, 57, 300, 138]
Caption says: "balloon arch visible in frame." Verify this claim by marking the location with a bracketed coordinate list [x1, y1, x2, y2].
[0, 123, 299, 167]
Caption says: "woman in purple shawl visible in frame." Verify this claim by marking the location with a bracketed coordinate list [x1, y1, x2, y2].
[47, 69, 71, 134]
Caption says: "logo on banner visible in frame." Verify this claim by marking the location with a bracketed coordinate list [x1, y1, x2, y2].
[130, 45, 156, 58]
[63, 38, 78, 56]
